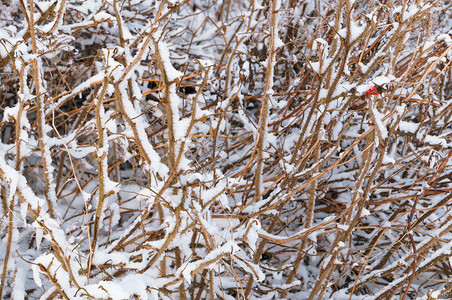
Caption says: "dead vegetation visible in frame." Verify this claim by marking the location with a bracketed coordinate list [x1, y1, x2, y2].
[0, 0, 451, 299]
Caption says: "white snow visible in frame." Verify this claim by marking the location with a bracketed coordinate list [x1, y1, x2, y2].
[398, 121, 419, 133]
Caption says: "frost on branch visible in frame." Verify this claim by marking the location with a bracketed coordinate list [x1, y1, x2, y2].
[0, 0, 451, 299]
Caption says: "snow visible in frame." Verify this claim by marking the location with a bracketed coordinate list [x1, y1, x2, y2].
[361, 208, 370, 217]
[234, 253, 265, 281]
[310, 58, 333, 75]
[274, 35, 284, 49]
[179, 241, 239, 283]
[68, 145, 96, 159]
[398, 121, 419, 133]
[245, 219, 261, 252]
[94, 12, 114, 22]
[32, 221, 44, 248]
[0, 31, 23, 59]
[84, 273, 158, 300]
[371, 105, 388, 140]
[31, 263, 43, 288]
[311, 38, 328, 51]
[356, 82, 375, 95]
[337, 19, 366, 42]
[11, 265, 27, 300]
[424, 135, 448, 147]
[0, 155, 44, 211]
[372, 74, 395, 86]
[337, 224, 349, 231]
[383, 155, 395, 165]
[50, 72, 106, 114]
[154, 34, 184, 81]
[437, 34, 452, 45]
[117, 81, 169, 177]
[1, 0, 451, 298]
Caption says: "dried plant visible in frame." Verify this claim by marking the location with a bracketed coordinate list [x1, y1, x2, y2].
[0, 0, 451, 299]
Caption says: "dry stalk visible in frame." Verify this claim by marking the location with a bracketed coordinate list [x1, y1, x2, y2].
[0, 0, 451, 298]
[89, 76, 110, 275]
[26, 0, 57, 219]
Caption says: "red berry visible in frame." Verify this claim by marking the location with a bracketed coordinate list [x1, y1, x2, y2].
[365, 85, 379, 97]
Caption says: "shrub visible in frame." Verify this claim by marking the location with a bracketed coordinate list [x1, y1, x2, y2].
[0, 0, 451, 298]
